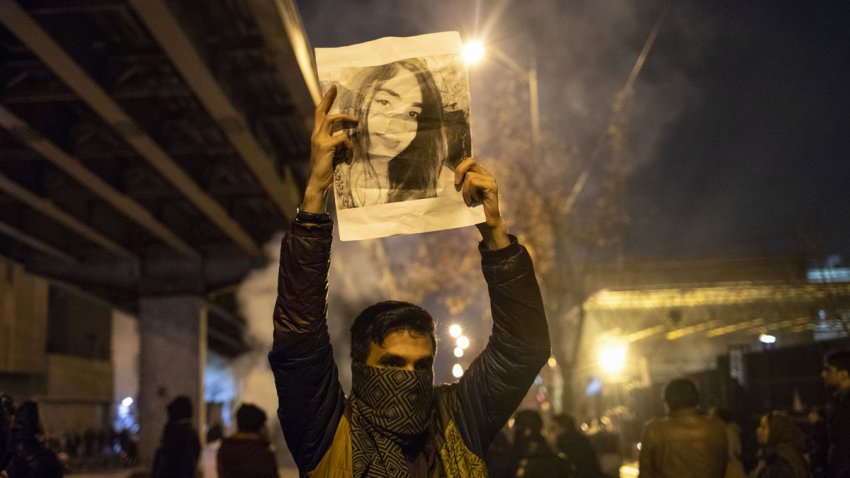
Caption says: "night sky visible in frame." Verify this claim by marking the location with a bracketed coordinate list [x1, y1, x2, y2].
[297, 0, 850, 264]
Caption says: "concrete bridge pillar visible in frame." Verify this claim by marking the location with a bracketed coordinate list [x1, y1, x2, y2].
[137, 295, 207, 469]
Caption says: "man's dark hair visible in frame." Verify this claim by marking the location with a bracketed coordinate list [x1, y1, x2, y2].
[513, 409, 544, 434]
[166, 396, 193, 421]
[554, 413, 577, 430]
[236, 404, 267, 433]
[663, 378, 700, 411]
[825, 350, 850, 373]
[350, 300, 436, 362]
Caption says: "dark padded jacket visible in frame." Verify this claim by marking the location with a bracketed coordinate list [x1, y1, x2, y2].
[268, 220, 550, 477]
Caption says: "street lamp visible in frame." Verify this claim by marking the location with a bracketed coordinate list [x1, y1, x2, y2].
[598, 342, 628, 376]
[462, 40, 485, 65]
[452, 363, 465, 378]
[449, 324, 462, 338]
[462, 39, 540, 159]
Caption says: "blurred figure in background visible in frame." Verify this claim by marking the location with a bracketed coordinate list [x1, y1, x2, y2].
[484, 425, 518, 478]
[513, 410, 574, 477]
[7, 400, 63, 477]
[217, 403, 277, 478]
[152, 396, 200, 478]
[638, 378, 727, 478]
[553, 413, 602, 478]
[750, 411, 808, 478]
[709, 407, 745, 478]
[805, 407, 828, 478]
[822, 350, 850, 478]
[1, 393, 13, 473]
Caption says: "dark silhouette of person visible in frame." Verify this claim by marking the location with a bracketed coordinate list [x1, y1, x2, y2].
[806, 407, 829, 478]
[484, 426, 518, 478]
[513, 410, 574, 478]
[7, 400, 63, 478]
[822, 350, 850, 478]
[152, 396, 200, 478]
[216, 403, 278, 478]
[638, 378, 727, 478]
[1, 393, 14, 473]
[554, 413, 602, 478]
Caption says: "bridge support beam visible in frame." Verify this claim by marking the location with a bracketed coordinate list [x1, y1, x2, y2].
[137, 295, 207, 469]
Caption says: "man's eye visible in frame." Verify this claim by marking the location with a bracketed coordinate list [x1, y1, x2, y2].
[381, 357, 405, 368]
[376, 99, 390, 106]
[414, 360, 432, 370]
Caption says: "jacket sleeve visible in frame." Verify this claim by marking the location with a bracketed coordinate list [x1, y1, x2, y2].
[267, 220, 344, 474]
[449, 236, 551, 455]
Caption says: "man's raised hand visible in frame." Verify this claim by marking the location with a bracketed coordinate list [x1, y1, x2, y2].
[454, 157, 510, 250]
[302, 85, 358, 214]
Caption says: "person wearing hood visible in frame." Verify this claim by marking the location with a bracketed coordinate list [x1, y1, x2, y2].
[152, 396, 200, 478]
[750, 411, 809, 478]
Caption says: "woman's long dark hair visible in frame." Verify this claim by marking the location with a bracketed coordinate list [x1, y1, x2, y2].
[350, 58, 447, 203]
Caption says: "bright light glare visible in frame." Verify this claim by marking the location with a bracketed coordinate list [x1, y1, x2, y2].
[598, 342, 628, 375]
[453, 347, 464, 358]
[452, 363, 464, 378]
[759, 334, 777, 344]
[462, 41, 485, 65]
[449, 324, 462, 338]
[457, 335, 470, 349]
[121, 397, 133, 408]
[547, 356, 558, 368]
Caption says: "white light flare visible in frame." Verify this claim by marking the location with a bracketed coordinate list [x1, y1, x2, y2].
[452, 363, 464, 378]
[598, 342, 628, 376]
[462, 41, 485, 65]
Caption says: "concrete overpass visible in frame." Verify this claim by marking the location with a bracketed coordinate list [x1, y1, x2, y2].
[0, 0, 318, 465]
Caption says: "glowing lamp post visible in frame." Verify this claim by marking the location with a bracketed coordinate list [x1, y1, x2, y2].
[462, 40, 485, 65]
[597, 342, 628, 377]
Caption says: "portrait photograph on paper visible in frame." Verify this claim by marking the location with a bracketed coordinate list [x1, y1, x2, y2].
[316, 32, 485, 241]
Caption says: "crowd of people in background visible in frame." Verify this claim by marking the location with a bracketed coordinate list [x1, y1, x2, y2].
[1, 348, 848, 477]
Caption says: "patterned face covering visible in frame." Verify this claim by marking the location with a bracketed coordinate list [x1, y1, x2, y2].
[350, 360, 435, 477]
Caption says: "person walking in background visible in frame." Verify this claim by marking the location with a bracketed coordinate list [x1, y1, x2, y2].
[6, 400, 63, 478]
[484, 426, 518, 478]
[638, 378, 727, 478]
[1, 393, 12, 473]
[822, 350, 850, 478]
[554, 413, 602, 478]
[216, 403, 278, 478]
[513, 410, 574, 478]
[152, 396, 200, 478]
[805, 407, 829, 478]
[750, 411, 809, 478]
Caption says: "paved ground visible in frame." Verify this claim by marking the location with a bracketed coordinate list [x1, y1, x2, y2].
[67, 444, 299, 477]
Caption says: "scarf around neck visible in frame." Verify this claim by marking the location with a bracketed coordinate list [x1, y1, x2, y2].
[349, 360, 435, 477]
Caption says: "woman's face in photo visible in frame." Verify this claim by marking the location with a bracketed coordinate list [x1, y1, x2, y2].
[366, 67, 423, 160]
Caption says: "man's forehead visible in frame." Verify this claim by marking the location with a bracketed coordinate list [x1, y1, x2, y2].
[379, 329, 433, 347]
